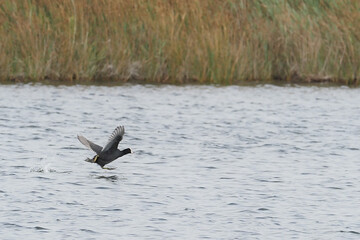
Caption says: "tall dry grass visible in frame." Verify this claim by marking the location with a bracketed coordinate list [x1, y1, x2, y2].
[0, 0, 359, 84]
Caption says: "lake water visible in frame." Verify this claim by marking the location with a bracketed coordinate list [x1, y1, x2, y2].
[0, 84, 359, 239]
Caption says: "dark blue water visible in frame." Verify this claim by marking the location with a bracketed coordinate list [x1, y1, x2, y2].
[0, 84, 359, 239]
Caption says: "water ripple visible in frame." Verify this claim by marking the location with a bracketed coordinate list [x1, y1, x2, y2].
[0, 84, 359, 239]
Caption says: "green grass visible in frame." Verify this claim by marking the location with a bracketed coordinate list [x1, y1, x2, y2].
[0, 0, 359, 85]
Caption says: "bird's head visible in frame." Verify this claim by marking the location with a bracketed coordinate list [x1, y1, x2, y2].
[123, 148, 132, 155]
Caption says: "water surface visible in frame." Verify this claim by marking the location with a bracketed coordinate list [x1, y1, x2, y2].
[0, 84, 359, 239]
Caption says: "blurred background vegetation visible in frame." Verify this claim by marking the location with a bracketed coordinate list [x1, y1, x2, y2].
[0, 0, 359, 84]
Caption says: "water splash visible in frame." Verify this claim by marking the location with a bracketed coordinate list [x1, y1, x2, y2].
[30, 163, 56, 173]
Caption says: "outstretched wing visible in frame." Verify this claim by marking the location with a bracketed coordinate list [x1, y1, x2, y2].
[101, 126, 125, 152]
[77, 135, 103, 154]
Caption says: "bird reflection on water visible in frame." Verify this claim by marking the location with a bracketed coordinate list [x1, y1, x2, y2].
[92, 175, 119, 182]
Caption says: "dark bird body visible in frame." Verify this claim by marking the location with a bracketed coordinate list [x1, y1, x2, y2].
[77, 126, 132, 168]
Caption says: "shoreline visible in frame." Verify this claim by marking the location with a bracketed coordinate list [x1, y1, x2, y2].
[2, 76, 358, 87]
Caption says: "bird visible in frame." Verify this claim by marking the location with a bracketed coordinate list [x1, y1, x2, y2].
[77, 126, 132, 169]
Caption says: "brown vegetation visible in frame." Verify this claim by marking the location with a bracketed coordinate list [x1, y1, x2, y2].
[0, 0, 359, 85]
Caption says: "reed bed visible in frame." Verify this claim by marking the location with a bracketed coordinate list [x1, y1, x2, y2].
[0, 0, 359, 84]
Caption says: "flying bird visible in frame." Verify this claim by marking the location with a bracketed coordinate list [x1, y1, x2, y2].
[77, 126, 132, 169]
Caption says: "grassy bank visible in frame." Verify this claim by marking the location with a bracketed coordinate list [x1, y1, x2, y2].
[0, 0, 359, 85]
